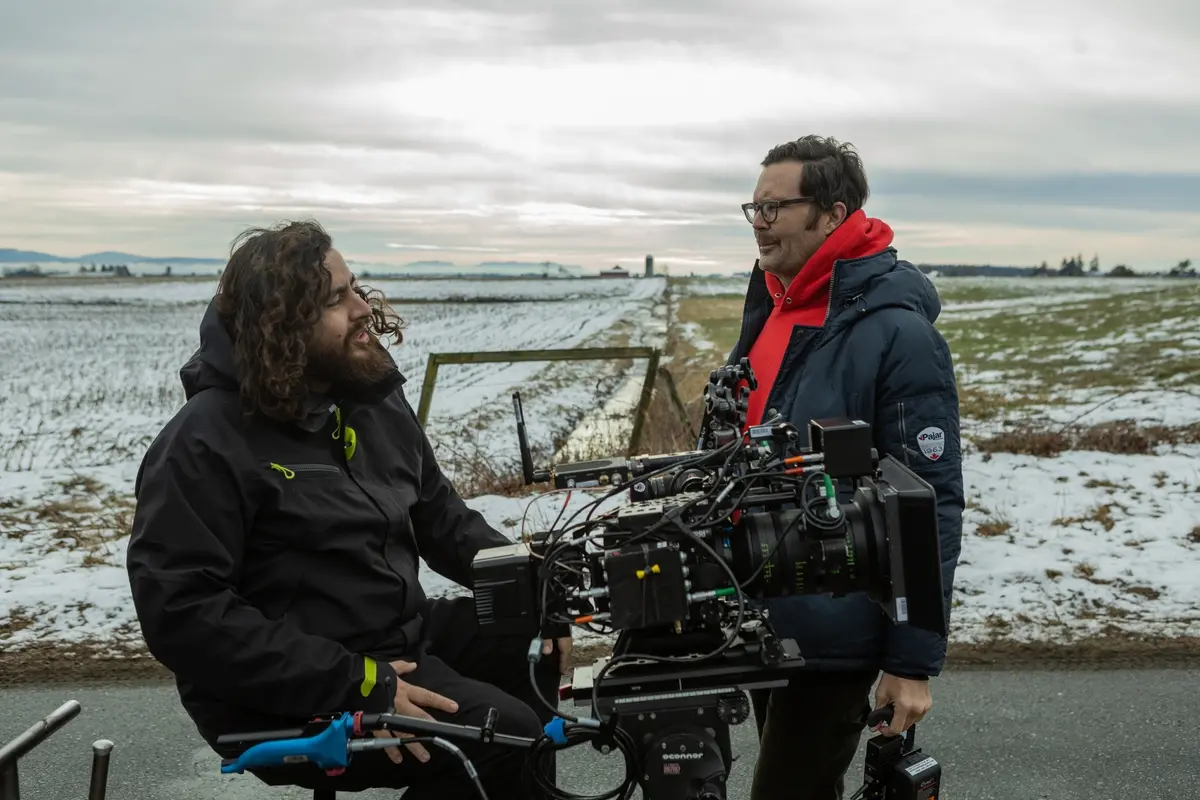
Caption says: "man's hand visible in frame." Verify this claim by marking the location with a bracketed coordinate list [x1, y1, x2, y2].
[872, 673, 932, 736]
[541, 637, 572, 675]
[373, 659, 460, 765]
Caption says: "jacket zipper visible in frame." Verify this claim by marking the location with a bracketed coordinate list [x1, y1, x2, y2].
[269, 462, 341, 480]
[897, 402, 919, 466]
[331, 409, 412, 596]
[822, 263, 839, 326]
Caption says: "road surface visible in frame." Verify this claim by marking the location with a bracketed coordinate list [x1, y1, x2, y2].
[1, 668, 1196, 799]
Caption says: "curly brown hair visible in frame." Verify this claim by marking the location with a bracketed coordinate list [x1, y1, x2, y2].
[214, 219, 405, 422]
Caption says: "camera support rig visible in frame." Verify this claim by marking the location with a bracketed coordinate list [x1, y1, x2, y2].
[203, 359, 945, 800]
[469, 356, 946, 800]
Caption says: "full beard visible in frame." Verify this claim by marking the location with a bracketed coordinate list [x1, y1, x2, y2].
[305, 327, 396, 392]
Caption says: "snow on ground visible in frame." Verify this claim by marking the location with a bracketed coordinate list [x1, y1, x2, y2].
[954, 447, 1200, 642]
[2, 274, 1198, 655]
[0, 277, 668, 475]
[0, 276, 667, 651]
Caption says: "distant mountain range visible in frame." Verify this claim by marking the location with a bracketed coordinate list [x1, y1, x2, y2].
[0, 248, 224, 266]
[0, 248, 585, 276]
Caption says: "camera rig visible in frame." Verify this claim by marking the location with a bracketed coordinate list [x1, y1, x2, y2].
[467, 358, 948, 800]
[206, 359, 946, 800]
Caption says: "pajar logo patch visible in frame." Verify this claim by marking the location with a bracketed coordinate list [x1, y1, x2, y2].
[916, 427, 945, 460]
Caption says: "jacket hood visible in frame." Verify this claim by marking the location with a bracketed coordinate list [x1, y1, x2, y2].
[179, 298, 240, 401]
[831, 246, 942, 326]
[743, 244, 942, 335]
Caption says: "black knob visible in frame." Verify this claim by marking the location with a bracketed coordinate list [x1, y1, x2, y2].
[482, 708, 498, 743]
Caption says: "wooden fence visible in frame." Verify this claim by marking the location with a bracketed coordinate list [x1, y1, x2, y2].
[415, 346, 662, 456]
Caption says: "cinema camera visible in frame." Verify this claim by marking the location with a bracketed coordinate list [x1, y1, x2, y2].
[468, 358, 948, 800]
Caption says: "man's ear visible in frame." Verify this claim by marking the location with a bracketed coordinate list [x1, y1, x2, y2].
[826, 202, 849, 233]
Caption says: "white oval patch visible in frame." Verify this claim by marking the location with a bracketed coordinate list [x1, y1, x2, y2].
[916, 426, 945, 460]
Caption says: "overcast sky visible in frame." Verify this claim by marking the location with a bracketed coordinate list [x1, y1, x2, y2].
[1, 0, 1196, 273]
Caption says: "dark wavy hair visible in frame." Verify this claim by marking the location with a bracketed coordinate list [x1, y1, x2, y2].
[213, 219, 404, 422]
[762, 135, 870, 230]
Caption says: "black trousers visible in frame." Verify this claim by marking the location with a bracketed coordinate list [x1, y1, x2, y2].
[748, 670, 879, 800]
[249, 596, 562, 799]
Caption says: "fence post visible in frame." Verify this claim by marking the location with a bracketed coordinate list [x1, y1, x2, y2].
[626, 349, 661, 456]
[416, 354, 441, 429]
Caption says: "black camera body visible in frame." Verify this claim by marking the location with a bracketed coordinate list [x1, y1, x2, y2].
[469, 359, 948, 800]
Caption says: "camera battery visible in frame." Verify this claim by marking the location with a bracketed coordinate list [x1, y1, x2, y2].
[604, 543, 688, 629]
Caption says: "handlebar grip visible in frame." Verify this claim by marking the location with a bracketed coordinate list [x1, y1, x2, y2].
[866, 704, 893, 728]
[220, 715, 352, 774]
[216, 726, 307, 747]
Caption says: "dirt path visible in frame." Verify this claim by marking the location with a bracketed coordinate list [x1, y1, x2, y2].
[3, 633, 1198, 689]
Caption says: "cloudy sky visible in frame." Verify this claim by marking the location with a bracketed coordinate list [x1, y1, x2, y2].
[1, 0, 1196, 273]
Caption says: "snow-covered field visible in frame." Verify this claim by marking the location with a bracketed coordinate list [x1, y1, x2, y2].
[2, 273, 1198, 657]
[0, 275, 667, 651]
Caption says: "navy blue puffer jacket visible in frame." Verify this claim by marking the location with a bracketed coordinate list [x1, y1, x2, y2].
[719, 249, 965, 678]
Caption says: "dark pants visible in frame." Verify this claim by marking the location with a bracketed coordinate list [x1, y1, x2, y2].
[748, 670, 879, 800]
[249, 596, 562, 799]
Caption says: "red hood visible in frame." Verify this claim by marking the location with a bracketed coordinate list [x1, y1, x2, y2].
[764, 210, 895, 308]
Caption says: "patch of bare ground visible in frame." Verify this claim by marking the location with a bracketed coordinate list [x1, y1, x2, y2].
[0, 473, 134, 558]
[3, 633, 1197, 688]
[976, 419, 1200, 457]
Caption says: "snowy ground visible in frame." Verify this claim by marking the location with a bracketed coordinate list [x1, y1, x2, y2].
[2, 274, 1198, 656]
[0, 275, 666, 652]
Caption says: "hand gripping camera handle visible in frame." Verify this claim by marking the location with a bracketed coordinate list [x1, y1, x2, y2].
[866, 704, 894, 729]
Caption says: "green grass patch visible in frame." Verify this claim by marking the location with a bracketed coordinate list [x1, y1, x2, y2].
[668, 278, 1200, 427]
[940, 282, 1200, 411]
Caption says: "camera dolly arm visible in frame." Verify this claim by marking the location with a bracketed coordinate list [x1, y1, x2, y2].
[219, 708, 539, 776]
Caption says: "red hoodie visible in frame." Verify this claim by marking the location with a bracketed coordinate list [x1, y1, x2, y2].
[742, 210, 894, 428]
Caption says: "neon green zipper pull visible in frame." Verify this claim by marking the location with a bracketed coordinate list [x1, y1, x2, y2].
[269, 463, 295, 479]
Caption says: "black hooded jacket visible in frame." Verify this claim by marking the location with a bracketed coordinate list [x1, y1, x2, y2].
[125, 299, 511, 749]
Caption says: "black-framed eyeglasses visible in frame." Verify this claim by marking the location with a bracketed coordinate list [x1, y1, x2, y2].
[741, 197, 814, 224]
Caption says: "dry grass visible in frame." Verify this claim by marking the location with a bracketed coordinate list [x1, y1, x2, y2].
[0, 475, 134, 561]
[976, 420, 1200, 457]
[939, 282, 1200, 399]
[1052, 502, 1122, 532]
[0, 606, 37, 638]
[975, 516, 1013, 538]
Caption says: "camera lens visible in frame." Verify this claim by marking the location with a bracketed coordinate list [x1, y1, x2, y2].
[728, 503, 883, 599]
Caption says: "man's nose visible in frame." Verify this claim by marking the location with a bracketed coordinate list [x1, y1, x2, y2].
[752, 213, 769, 231]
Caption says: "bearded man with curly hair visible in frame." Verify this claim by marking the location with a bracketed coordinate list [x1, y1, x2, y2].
[125, 220, 569, 800]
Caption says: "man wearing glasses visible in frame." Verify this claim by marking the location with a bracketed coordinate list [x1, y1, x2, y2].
[725, 136, 965, 800]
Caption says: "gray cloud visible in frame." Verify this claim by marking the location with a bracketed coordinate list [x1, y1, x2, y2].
[1, 0, 1197, 272]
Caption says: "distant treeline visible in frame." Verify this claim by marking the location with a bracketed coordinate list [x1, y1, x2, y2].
[919, 257, 1195, 279]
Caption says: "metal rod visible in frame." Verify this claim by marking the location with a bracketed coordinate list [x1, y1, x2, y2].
[433, 347, 658, 366]
[375, 714, 536, 749]
[0, 700, 82, 768]
[87, 740, 113, 800]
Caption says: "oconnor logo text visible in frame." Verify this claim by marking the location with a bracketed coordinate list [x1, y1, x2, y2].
[663, 752, 705, 761]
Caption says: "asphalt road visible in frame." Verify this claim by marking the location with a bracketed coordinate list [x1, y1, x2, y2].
[2, 668, 1196, 800]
